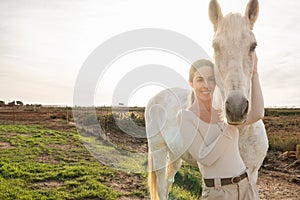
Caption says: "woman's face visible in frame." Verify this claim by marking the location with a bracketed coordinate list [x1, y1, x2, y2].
[189, 66, 216, 101]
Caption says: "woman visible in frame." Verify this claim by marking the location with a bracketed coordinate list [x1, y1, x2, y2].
[177, 53, 263, 199]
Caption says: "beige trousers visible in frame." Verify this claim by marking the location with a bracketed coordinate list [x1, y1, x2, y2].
[201, 176, 259, 200]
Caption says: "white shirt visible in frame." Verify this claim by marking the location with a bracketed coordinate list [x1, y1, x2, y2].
[177, 110, 246, 178]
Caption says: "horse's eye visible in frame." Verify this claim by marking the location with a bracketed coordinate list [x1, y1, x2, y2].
[212, 42, 220, 52]
[250, 43, 257, 52]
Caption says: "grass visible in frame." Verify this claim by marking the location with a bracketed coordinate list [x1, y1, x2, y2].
[80, 134, 147, 173]
[0, 124, 200, 199]
[265, 108, 300, 117]
[267, 131, 299, 151]
[171, 164, 202, 199]
[263, 109, 300, 151]
[0, 124, 119, 200]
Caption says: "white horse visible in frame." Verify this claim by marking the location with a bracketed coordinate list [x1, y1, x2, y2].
[145, 0, 268, 199]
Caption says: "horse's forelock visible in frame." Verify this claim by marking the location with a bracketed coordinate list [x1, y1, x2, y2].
[217, 13, 250, 40]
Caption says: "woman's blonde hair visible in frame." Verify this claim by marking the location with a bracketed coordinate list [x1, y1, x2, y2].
[189, 59, 214, 82]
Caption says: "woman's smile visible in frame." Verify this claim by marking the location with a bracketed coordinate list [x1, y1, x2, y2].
[199, 88, 211, 94]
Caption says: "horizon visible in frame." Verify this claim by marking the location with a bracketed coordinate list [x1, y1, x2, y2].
[1, 100, 300, 109]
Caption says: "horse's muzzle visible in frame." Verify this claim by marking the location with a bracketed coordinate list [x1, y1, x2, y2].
[225, 95, 249, 125]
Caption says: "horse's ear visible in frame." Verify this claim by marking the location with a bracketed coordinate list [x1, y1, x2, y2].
[209, 0, 223, 32]
[245, 0, 259, 30]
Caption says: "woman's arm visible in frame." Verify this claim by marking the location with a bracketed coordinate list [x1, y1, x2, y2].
[244, 52, 265, 125]
[177, 110, 205, 160]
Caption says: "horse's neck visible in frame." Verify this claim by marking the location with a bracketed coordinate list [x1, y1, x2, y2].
[237, 125, 251, 135]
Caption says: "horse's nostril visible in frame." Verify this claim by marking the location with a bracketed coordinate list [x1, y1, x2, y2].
[242, 100, 249, 116]
[225, 100, 231, 115]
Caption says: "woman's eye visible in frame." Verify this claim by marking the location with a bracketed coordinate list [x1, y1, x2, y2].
[197, 78, 204, 82]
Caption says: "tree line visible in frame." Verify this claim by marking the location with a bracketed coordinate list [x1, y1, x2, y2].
[0, 100, 24, 106]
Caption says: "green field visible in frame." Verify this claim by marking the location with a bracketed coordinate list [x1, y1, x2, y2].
[0, 125, 122, 199]
[0, 123, 202, 199]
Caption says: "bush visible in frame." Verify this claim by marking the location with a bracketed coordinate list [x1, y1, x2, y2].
[172, 164, 202, 198]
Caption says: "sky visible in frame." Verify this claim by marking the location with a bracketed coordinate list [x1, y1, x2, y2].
[0, 0, 300, 107]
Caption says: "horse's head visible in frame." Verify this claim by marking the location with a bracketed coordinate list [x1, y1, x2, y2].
[209, 0, 259, 125]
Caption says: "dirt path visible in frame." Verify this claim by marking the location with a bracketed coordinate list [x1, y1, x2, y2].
[258, 169, 300, 200]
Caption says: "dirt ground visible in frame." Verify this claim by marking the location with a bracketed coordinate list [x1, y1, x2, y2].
[0, 106, 299, 199]
[257, 151, 300, 200]
[258, 169, 300, 200]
